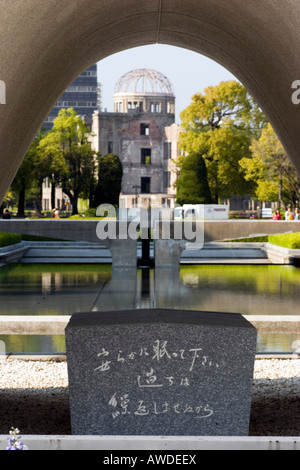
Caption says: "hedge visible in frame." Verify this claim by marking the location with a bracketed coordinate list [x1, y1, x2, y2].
[0, 232, 22, 247]
[268, 232, 300, 249]
[0, 233, 65, 246]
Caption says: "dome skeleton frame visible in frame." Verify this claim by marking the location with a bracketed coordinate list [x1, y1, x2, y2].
[114, 68, 175, 97]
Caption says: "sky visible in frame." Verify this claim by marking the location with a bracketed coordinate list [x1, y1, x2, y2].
[97, 44, 238, 124]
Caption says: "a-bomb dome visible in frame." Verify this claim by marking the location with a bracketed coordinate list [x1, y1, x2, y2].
[114, 68, 175, 96]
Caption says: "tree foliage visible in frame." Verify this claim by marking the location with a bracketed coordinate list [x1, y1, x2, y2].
[178, 81, 266, 202]
[239, 123, 300, 207]
[176, 152, 212, 205]
[93, 153, 123, 207]
[7, 108, 124, 215]
[42, 108, 97, 215]
[10, 131, 44, 216]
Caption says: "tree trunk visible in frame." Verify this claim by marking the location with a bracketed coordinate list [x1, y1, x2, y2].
[278, 171, 286, 209]
[72, 194, 79, 215]
[17, 185, 26, 217]
[34, 178, 43, 216]
[62, 186, 77, 215]
[51, 182, 56, 210]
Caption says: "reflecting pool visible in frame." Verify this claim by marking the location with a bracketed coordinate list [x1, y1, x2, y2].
[0, 264, 112, 316]
[179, 264, 300, 316]
[0, 263, 299, 354]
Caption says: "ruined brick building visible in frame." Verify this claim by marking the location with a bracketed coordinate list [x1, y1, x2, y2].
[91, 69, 181, 209]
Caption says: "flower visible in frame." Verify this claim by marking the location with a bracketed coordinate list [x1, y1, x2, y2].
[6, 428, 28, 450]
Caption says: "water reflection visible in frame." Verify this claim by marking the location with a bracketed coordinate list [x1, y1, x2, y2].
[0, 264, 112, 316]
[0, 264, 299, 353]
[178, 265, 300, 316]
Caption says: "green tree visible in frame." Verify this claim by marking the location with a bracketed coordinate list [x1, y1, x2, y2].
[32, 128, 67, 215]
[93, 153, 123, 207]
[204, 122, 254, 201]
[176, 152, 212, 205]
[39, 108, 97, 215]
[240, 123, 300, 208]
[178, 81, 266, 202]
[37, 127, 68, 211]
[10, 130, 45, 216]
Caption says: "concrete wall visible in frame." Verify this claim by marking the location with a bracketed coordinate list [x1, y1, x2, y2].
[0, 220, 138, 268]
[0, 219, 299, 243]
[1, 315, 299, 336]
[154, 220, 300, 243]
[202, 220, 300, 243]
[1, 435, 300, 450]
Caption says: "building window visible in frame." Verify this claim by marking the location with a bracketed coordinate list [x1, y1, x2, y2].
[163, 171, 170, 188]
[140, 124, 150, 136]
[162, 198, 171, 208]
[167, 102, 175, 114]
[43, 177, 51, 188]
[141, 177, 151, 194]
[141, 148, 151, 165]
[164, 142, 172, 159]
[151, 102, 161, 113]
[43, 199, 49, 211]
[108, 142, 113, 153]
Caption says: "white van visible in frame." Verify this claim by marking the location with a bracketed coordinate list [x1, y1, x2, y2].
[174, 204, 229, 220]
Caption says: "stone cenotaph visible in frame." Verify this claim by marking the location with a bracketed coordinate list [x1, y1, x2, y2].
[65, 309, 257, 436]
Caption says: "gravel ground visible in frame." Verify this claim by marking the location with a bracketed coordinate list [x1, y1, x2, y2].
[0, 357, 299, 436]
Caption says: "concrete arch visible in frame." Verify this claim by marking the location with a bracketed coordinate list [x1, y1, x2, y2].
[1, 0, 300, 204]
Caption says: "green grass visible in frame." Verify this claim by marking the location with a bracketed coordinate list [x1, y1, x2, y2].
[224, 236, 269, 243]
[268, 232, 300, 249]
[68, 215, 102, 220]
[225, 233, 300, 248]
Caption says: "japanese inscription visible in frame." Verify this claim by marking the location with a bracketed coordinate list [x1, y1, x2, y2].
[93, 339, 219, 421]
[94, 340, 219, 374]
[66, 309, 257, 436]
[108, 392, 214, 420]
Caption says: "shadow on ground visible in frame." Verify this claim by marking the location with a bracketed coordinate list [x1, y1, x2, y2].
[0, 386, 299, 436]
